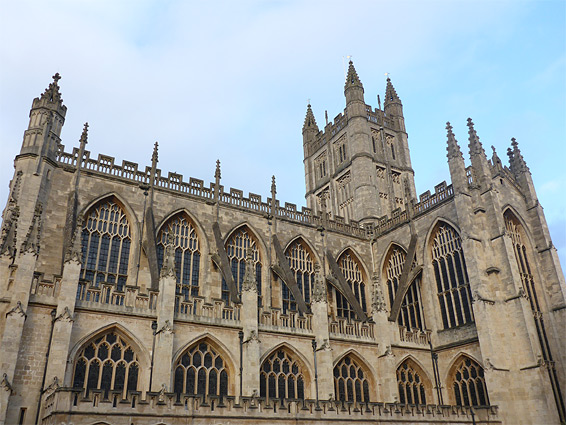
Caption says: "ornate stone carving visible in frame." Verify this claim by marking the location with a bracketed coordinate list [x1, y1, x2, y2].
[157, 320, 174, 335]
[21, 202, 43, 255]
[241, 250, 257, 293]
[64, 213, 84, 264]
[6, 301, 27, 319]
[318, 338, 331, 351]
[371, 273, 387, 313]
[55, 306, 74, 323]
[247, 330, 260, 343]
[160, 231, 176, 279]
[0, 199, 19, 258]
[0, 373, 13, 394]
[44, 376, 60, 393]
[311, 264, 327, 303]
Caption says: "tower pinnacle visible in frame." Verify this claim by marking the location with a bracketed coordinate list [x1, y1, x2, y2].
[40, 73, 64, 105]
[467, 118, 486, 158]
[344, 61, 363, 90]
[446, 122, 463, 160]
[385, 77, 400, 103]
[302, 104, 318, 133]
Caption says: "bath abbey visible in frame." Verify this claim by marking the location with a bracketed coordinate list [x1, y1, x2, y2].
[0, 62, 565, 425]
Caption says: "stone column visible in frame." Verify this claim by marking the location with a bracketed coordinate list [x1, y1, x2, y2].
[151, 234, 176, 392]
[311, 265, 334, 400]
[241, 251, 260, 396]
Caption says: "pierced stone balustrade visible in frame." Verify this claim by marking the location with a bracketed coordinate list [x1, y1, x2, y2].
[259, 309, 313, 334]
[398, 325, 432, 346]
[174, 296, 241, 325]
[329, 318, 375, 341]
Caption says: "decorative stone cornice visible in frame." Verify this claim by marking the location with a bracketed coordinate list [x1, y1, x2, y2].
[311, 264, 327, 303]
[241, 250, 257, 293]
[6, 301, 27, 318]
[371, 273, 387, 313]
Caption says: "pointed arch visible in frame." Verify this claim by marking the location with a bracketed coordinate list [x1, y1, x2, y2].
[69, 324, 148, 398]
[396, 356, 433, 405]
[332, 350, 375, 403]
[446, 354, 489, 406]
[333, 248, 369, 320]
[221, 223, 265, 305]
[336, 246, 371, 280]
[260, 342, 313, 382]
[172, 333, 237, 375]
[156, 208, 210, 255]
[172, 334, 235, 397]
[80, 192, 139, 226]
[428, 220, 473, 329]
[259, 343, 311, 400]
[155, 211, 202, 302]
[283, 235, 321, 265]
[78, 194, 135, 293]
[282, 236, 318, 313]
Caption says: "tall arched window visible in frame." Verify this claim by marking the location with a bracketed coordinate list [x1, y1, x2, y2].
[333, 355, 370, 402]
[385, 246, 425, 331]
[397, 359, 429, 405]
[156, 213, 200, 301]
[173, 340, 229, 397]
[335, 251, 367, 321]
[431, 223, 473, 329]
[283, 239, 315, 314]
[222, 227, 262, 305]
[451, 356, 489, 406]
[260, 348, 306, 400]
[72, 330, 139, 397]
[80, 198, 131, 291]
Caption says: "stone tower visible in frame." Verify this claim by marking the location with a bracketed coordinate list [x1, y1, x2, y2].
[303, 61, 416, 225]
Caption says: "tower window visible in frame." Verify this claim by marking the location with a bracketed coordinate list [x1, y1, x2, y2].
[338, 144, 347, 163]
[372, 136, 376, 153]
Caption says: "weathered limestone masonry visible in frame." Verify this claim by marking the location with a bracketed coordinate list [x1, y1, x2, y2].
[0, 62, 564, 425]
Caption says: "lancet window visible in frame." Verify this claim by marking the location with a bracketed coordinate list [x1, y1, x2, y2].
[335, 251, 367, 321]
[260, 349, 305, 400]
[397, 360, 428, 405]
[451, 356, 489, 406]
[80, 198, 131, 291]
[173, 341, 229, 397]
[72, 331, 139, 397]
[431, 224, 473, 329]
[333, 355, 370, 402]
[156, 213, 200, 302]
[385, 246, 425, 331]
[222, 227, 262, 304]
[283, 240, 315, 314]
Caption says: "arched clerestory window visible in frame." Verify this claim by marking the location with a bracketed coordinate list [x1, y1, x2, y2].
[385, 246, 425, 331]
[397, 359, 430, 405]
[222, 227, 262, 305]
[173, 340, 229, 397]
[334, 251, 367, 321]
[451, 356, 489, 406]
[156, 213, 201, 304]
[80, 197, 131, 291]
[333, 355, 371, 402]
[260, 348, 306, 400]
[431, 223, 473, 329]
[283, 239, 315, 314]
[72, 330, 140, 397]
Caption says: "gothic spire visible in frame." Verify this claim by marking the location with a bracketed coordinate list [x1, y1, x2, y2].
[302, 104, 318, 133]
[344, 60, 363, 90]
[384, 77, 400, 104]
[510, 138, 529, 174]
[467, 118, 487, 158]
[446, 122, 464, 160]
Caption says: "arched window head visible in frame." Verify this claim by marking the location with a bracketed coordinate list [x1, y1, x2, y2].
[157, 213, 200, 302]
[80, 198, 131, 291]
[173, 340, 229, 397]
[333, 355, 370, 402]
[397, 359, 429, 405]
[283, 239, 315, 314]
[260, 348, 306, 400]
[431, 223, 473, 329]
[222, 227, 262, 305]
[384, 246, 425, 331]
[451, 356, 489, 406]
[335, 251, 367, 321]
[72, 330, 139, 398]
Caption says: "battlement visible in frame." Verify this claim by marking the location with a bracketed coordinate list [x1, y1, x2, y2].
[42, 388, 500, 425]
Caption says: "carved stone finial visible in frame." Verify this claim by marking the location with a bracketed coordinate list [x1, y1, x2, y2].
[371, 273, 387, 314]
[79, 122, 89, 148]
[20, 202, 43, 255]
[446, 121, 464, 160]
[160, 230, 176, 279]
[52, 73, 61, 83]
[311, 264, 327, 303]
[242, 249, 257, 292]
[152, 142, 159, 165]
[467, 117, 486, 158]
[215, 159, 221, 181]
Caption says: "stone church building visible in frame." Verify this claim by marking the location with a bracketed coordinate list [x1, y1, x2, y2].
[0, 62, 564, 424]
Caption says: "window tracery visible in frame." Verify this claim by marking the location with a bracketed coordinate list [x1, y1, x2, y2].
[72, 331, 139, 397]
[283, 239, 315, 314]
[173, 341, 229, 397]
[451, 356, 489, 406]
[79, 198, 131, 291]
[397, 360, 428, 405]
[156, 213, 200, 302]
[260, 349, 306, 400]
[385, 247, 425, 331]
[222, 227, 261, 305]
[333, 355, 370, 402]
[431, 224, 473, 329]
[335, 251, 367, 321]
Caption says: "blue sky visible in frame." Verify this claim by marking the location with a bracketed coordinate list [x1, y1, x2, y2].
[1, 0, 564, 267]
